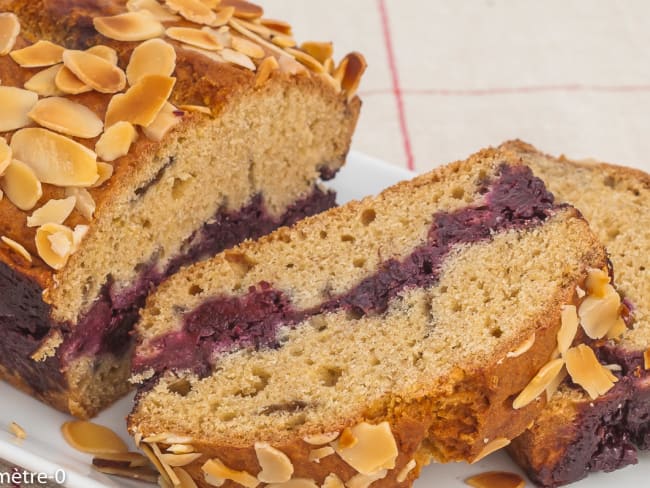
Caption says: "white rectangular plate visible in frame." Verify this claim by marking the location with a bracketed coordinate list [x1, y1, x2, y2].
[0, 151, 647, 487]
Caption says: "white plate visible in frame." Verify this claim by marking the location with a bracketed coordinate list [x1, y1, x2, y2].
[0, 151, 647, 487]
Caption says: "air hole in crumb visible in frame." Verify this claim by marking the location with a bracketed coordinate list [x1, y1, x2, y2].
[319, 230, 328, 239]
[341, 234, 355, 243]
[219, 411, 237, 422]
[149, 307, 160, 316]
[490, 327, 503, 338]
[188, 284, 203, 296]
[286, 263, 294, 269]
[451, 302, 462, 312]
[370, 356, 381, 366]
[278, 231, 291, 243]
[171, 176, 191, 200]
[224, 251, 256, 279]
[603, 175, 616, 188]
[608, 228, 620, 239]
[353, 258, 366, 268]
[629, 187, 640, 196]
[451, 186, 464, 199]
[311, 316, 328, 332]
[142, 219, 151, 229]
[346, 308, 364, 320]
[319, 367, 343, 387]
[167, 378, 192, 397]
[361, 209, 376, 226]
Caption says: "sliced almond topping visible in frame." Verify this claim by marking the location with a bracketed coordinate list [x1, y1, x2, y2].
[55, 66, 92, 95]
[127, 0, 181, 22]
[11, 128, 98, 187]
[140, 443, 174, 487]
[201, 458, 259, 488]
[173, 467, 199, 488]
[465, 471, 525, 488]
[397, 459, 417, 483]
[65, 187, 96, 220]
[105, 75, 176, 128]
[267, 480, 318, 488]
[221, 0, 263, 20]
[506, 333, 535, 358]
[165, 0, 217, 25]
[159, 452, 203, 467]
[167, 444, 195, 454]
[28, 97, 103, 139]
[92, 464, 159, 483]
[127, 38, 177, 86]
[231, 36, 264, 58]
[308, 446, 334, 463]
[278, 54, 307, 75]
[302, 431, 339, 445]
[86, 45, 119, 65]
[565, 344, 618, 400]
[61, 420, 128, 454]
[254, 442, 293, 483]
[96, 121, 138, 162]
[151, 442, 182, 486]
[24, 65, 65, 97]
[166, 26, 222, 51]
[471, 438, 511, 464]
[94, 12, 165, 42]
[545, 365, 568, 401]
[285, 48, 325, 73]
[346, 470, 387, 488]
[142, 101, 182, 141]
[221, 48, 255, 70]
[144, 433, 195, 444]
[255, 56, 279, 87]
[237, 19, 272, 38]
[92, 451, 150, 468]
[0, 159, 42, 211]
[300, 41, 333, 64]
[178, 104, 212, 115]
[512, 357, 565, 409]
[585, 268, 610, 298]
[260, 18, 292, 36]
[210, 6, 235, 27]
[607, 317, 627, 340]
[182, 44, 225, 62]
[333, 422, 398, 475]
[0, 86, 38, 132]
[62, 50, 126, 94]
[578, 284, 621, 339]
[10, 40, 64, 68]
[340, 52, 367, 100]
[9, 421, 27, 440]
[228, 19, 289, 59]
[321, 474, 344, 488]
[27, 197, 76, 227]
[72, 224, 89, 250]
[0, 236, 32, 264]
[0, 13, 20, 56]
[36, 223, 75, 270]
[337, 427, 357, 449]
[0, 137, 10, 176]
[270, 34, 296, 49]
[558, 305, 579, 355]
[93, 162, 114, 188]
[645, 349, 650, 370]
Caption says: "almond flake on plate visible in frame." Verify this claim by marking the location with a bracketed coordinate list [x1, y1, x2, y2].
[0, 13, 20, 56]
[0, 159, 42, 211]
[105, 75, 176, 128]
[10, 40, 64, 68]
[0, 86, 38, 132]
[27, 197, 77, 227]
[127, 0, 181, 22]
[61, 421, 129, 454]
[127, 38, 177, 86]
[24, 65, 65, 97]
[28, 97, 103, 138]
[94, 12, 165, 42]
[62, 50, 126, 94]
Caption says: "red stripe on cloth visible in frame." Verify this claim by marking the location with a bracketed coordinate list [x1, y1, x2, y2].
[377, 0, 415, 171]
[360, 84, 650, 97]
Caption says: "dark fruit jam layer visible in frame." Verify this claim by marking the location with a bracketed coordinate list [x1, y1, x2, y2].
[134, 164, 559, 377]
[0, 186, 336, 398]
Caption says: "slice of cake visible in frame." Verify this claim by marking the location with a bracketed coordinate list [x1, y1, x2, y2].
[128, 146, 626, 487]
[0, 0, 366, 418]
[502, 141, 650, 487]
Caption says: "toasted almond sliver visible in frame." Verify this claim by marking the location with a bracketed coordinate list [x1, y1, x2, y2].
[127, 38, 177, 86]
[578, 284, 621, 339]
[173, 467, 198, 488]
[333, 422, 398, 475]
[178, 104, 212, 115]
[308, 446, 334, 463]
[86, 45, 119, 65]
[0, 236, 32, 264]
[10, 40, 64, 68]
[221, 48, 255, 70]
[228, 19, 288, 59]
[471, 438, 511, 464]
[24, 65, 65, 97]
[260, 18, 292, 36]
[340, 52, 367, 100]
[36, 223, 76, 270]
[565, 344, 618, 400]
[285, 48, 325, 73]
[28, 97, 103, 139]
[65, 187, 96, 220]
[201, 458, 258, 488]
[182, 44, 225, 63]
[61, 420, 128, 454]
[92, 162, 115, 188]
[271, 34, 296, 49]
[255, 442, 293, 483]
[0, 86, 38, 132]
[127, 0, 181, 22]
[254, 56, 278, 87]
[62, 50, 126, 94]
[159, 452, 202, 467]
[0, 137, 11, 176]
[94, 12, 165, 42]
[0, 159, 42, 211]
[167, 444, 195, 454]
[278, 54, 307, 75]
[143, 433, 195, 444]
[221, 0, 264, 20]
[545, 365, 568, 401]
[92, 451, 150, 468]
[165, 0, 217, 25]
[465, 471, 525, 488]
[512, 357, 565, 409]
[72, 224, 89, 250]
[585, 268, 610, 298]
[0, 13, 20, 56]
[300, 41, 333, 64]
[166, 27, 222, 51]
[139, 443, 173, 486]
[607, 317, 627, 340]
[27, 197, 77, 227]
[397, 460, 417, 484]
[142, 102, 182, 141]
[231, 36, 264, 58]
[105, 75, 176, 128]
[55, 66, 92, 95]
[346, 470, 387, 488]
[321, 474, 344, 488]
[302, 431, 339, 445]
[506, 332, 535, 358]
[96, 121, 138, 162]
[11, 128, 98, 187]
[558, 305, 579, 355]
[210, 6, 235, 27]
[645, 348, 650, 370]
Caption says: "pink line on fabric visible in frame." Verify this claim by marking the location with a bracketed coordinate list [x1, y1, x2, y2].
[360, 84, 650, 97]
[377, 0, 415, 170]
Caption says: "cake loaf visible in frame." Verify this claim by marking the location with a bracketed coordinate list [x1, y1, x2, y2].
[0, 0, 365, 418]
[128, 146, 626, 487]
[502, 141, 650, 487]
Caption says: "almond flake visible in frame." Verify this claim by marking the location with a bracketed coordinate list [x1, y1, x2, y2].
[321, 474, 344, 488]
[201, 458, 259, 488]
[86, 45, 119, 65]
[232, 36, 264, 58]
[285, 47, 325, 73]
[278, 54, 306, 75]
[578, 284, 621, 339]
[127, 0, 181, 22]
[62, 50, 126, 94]
[143, 433, 195, 444]
[142, 102, 182, 141]
[300, 41, 333, 64]
[178, 104, 212, 115]
[165, 0, 217, 25]
[221, 48, 255, 70]
[105, 75, 176, 128]
[0, 159, 42, 211]
[92, 162, 114, 188]
[65, 187, 96, 220]
[140, 443, 174, 487]
[127, 38, 177, 86]
[0, 13, 20, 56]
[0, 86, 38, 132]
[166, 26, 222, 50]
[36, 223, 75, 269]
[228, 19, 289, 58]
[0, 137, 10, 176]
[166, 444, 195, 454]
[585, 268, 610, 298]
[94, 12, 165, 42]
[346, 470, 387, 488]
[260, 18, 292, 36]
[150, 443, 182, 486]
[255, 442, 293, 483]
[182, 44, 225, 63]
[302, 431, 339, 445]
[333, 422, 398, 475]
[465, 471, 525, 488]
[557, 305, 579, 355]
[506, 333, 535, 358]
[210, 6, 235, 27]
[96, 121, 138, 161]
[159, 452, 203, 467]
[397, 460, 417, 483]
[92, 451, 150, 468]
[221, 0, 264, 20]
[237, 19, 272, 38]
[270, 34, 296, 48]
[55, 66, 92, 95]
[340, 52, 367, 100]
[545, 365, 567, 401]
[24, 65, 65, 96]
[254, 56, 279, 87]
[308, 446, 334, 463]
[0, 236, 32, 263]
[512, 357, 565, 409]
[607, 317, 627, 340]
[267, 480, 318, 488]
[72, 224, 89, 250]
[28, 97, 103, 139]
[10, 40, 64, 68]
[11, 128, 98, 187]
[645, 348, 650, 370]
[471, 438, 511, 464]
[27, 197, 77, 227]
[565, 344, 618, 399]
[173, 467, 198, 488]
